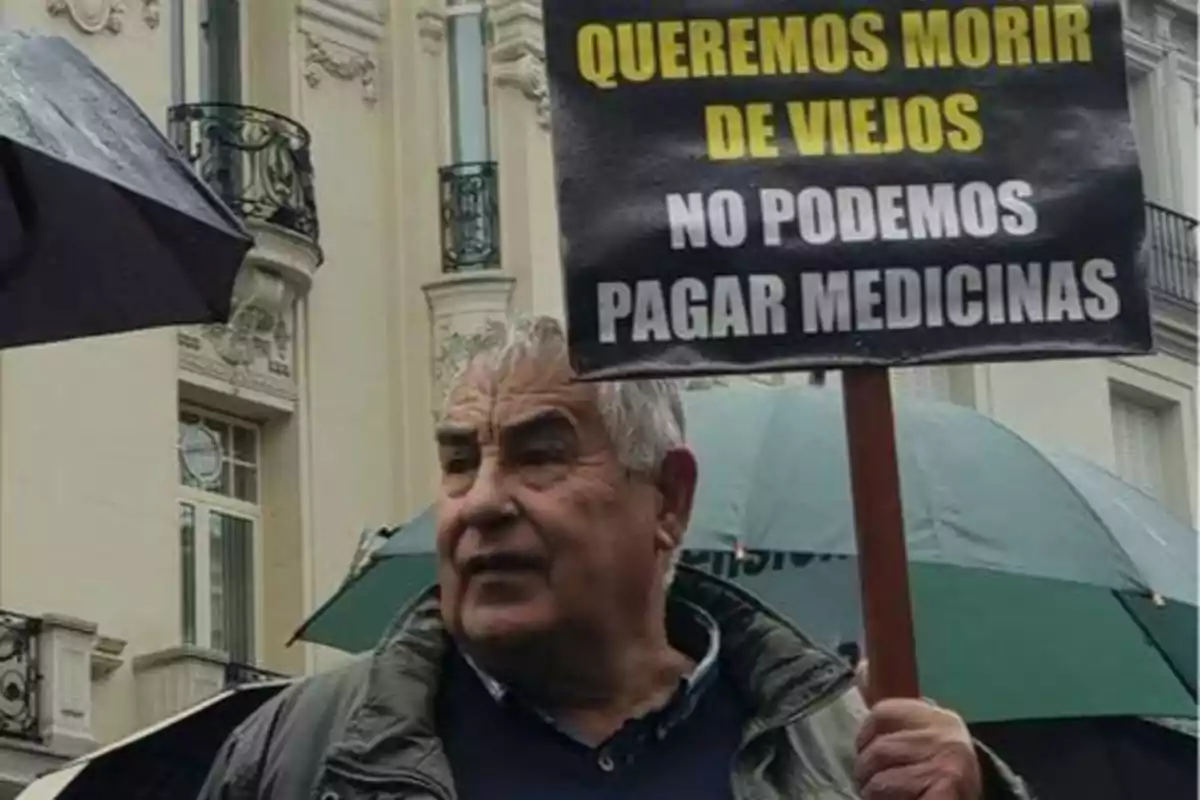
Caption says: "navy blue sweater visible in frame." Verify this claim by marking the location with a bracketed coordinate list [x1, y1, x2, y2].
[438, 652, 746, 800]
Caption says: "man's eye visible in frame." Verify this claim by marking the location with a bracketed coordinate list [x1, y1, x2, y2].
[518, 447, 567, 466]
[441, 455, 477, 474]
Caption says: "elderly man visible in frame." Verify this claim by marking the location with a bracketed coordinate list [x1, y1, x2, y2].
[198, 315, 1032, 800]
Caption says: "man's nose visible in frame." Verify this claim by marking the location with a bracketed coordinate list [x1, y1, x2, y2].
[460, 456, 517, 533]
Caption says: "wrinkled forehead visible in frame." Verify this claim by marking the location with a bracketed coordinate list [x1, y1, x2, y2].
[440, 351, 602, 442]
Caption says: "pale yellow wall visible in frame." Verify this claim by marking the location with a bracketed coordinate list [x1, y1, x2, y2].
[0, 332, 179, 744]
[294, 39, 399, 673]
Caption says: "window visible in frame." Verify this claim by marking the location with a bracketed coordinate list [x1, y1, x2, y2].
[447, 0, 490, 162]
[178, 407, 259, 664]
[1110, 392, 1168, 500]
[171, 0, 242, 104]
[201, 0, 242, 104]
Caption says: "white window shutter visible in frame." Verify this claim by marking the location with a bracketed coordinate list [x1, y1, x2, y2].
[1111, 395, 1166, 500]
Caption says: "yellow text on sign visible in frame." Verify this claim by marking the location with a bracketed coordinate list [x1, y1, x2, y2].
[572, 4, 1094, 89]
[575, 12, 890, 89]
[900, 5, 1092, 69]
[704, 95, 984, 160]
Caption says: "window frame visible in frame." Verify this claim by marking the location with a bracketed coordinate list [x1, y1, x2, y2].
[177, 405, 264, 665]
[446, 0, 492, 163]
[1109, 389, 1169, 501]
[170, 0, 249, 105]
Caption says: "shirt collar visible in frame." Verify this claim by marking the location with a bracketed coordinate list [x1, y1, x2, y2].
[461, 599, 722, 735]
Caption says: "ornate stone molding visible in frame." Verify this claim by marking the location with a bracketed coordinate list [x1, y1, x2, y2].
[424, 272, 516, 413]
[204, 266, 295, 370]
[46, 0, 126, 34]
[488, 0, 542, 52]
[430, 326, 497, 410]
[303, 33, 378, 106]
[416, 6, 446, 55]
[178, 264, 300, 405]
[492, 50, 550, 129]
[142, 0, 160, 29]
[177, 341, 300, 403]
[178, 219, 319, 408]
[489, 0, 551, 128]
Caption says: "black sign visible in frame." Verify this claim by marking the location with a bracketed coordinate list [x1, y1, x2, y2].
[543, 0, 1151, 379]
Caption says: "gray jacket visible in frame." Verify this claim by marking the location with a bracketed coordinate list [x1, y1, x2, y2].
[198, 566, 1033, 799]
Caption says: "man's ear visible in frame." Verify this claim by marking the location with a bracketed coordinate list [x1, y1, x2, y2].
[655, 447, 698, 553]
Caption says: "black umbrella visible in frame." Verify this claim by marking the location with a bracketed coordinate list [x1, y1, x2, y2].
[974, 717, 1197, 800]
[0, 31, 253, 349]
[15, 679, 291, 798]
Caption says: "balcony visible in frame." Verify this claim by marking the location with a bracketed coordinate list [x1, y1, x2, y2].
[1145, 202, 1197, 308]
[0, 612, 39, 745]
[168, 103, 321, 251]
[168, 103, 324, 410]
[131, 647, 289, 729]
[224, 662, 289, 688]
[0, 613, 100, 795]
[440, 161, 500, 273]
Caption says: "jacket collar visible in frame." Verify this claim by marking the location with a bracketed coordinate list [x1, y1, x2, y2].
[323, 565, 853, 788]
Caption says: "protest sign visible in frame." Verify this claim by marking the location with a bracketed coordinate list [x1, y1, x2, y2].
[542, 0, 1152, 379]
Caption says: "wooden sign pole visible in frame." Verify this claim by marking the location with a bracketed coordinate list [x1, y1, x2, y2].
[841, 367, 921, 701]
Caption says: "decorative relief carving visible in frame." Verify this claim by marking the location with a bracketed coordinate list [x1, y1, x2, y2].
[488, 0, 541, 48]
[431, 321, 507, 412]
[492, 51, 550, 129]
[178, 265, 298, 402]
[416, 6, 446, 55]
[141, 0, 160, 29]
[303, 33, 378, 106]
[206, 267, 294, 369]
[489, 0, 551, 129]
[424, 273, 516, 416]
[46, 0, 126, 35]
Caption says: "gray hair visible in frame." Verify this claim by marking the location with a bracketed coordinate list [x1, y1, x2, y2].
[440, 315, 686, 473]
[440, 314, 689, 579]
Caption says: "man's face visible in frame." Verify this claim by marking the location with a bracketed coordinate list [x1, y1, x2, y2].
[434, 350, 692, 653]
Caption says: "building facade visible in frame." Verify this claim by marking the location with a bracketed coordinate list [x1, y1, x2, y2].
[0, 0, 1193, 794]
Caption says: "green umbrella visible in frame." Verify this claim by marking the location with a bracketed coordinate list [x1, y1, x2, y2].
[294, 386, 1197, 723]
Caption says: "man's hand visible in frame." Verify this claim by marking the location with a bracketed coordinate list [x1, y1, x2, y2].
[853, 661, 983, 800]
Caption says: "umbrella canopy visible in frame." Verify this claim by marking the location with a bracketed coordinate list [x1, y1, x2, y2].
[294, 385, 1198, 722]
[0, 31, 253, 349]
[15, 679, 291, 799]
[972, 716, 1198, 799]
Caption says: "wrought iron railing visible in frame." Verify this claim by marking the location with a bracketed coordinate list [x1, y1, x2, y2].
[225, 661, 289, 688]
[168, 103, 321, 247]
[1145, 202, 1197, 306]
[440, 161, 500, 272]
[0, 611, 40, 742]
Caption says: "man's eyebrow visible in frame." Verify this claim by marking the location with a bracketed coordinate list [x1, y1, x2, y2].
[501, 409, 573, 443]
[434, 425, 476, 447]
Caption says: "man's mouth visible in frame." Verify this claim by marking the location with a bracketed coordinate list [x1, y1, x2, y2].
[462, 552, 546, 579]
